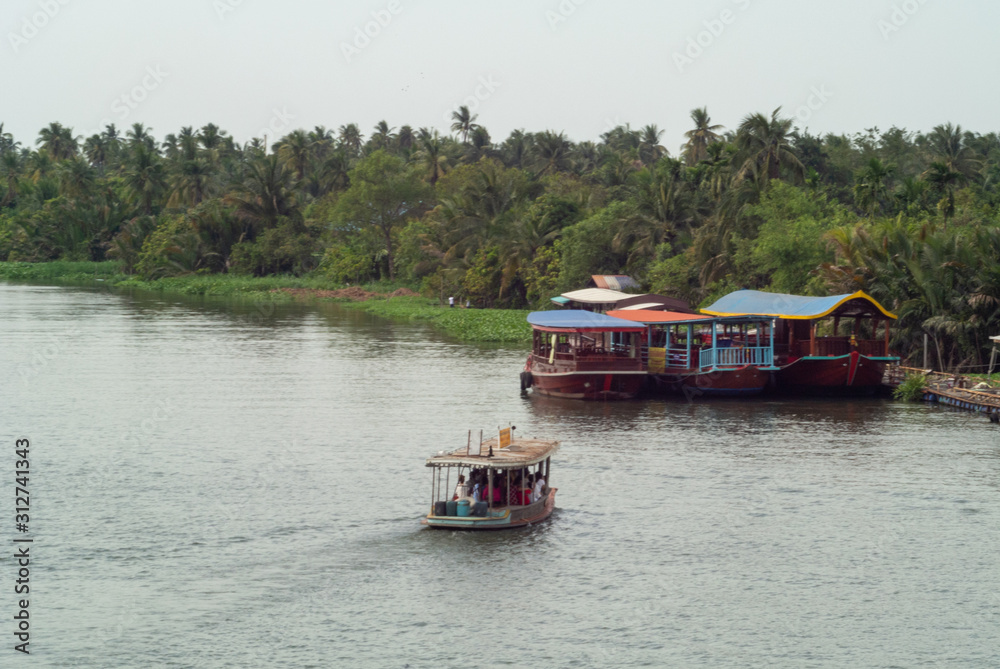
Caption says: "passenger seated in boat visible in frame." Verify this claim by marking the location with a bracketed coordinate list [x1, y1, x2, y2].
[532, 473, 546, 502]
[453, 474, 469, 501]
[508, 475, 523, 506]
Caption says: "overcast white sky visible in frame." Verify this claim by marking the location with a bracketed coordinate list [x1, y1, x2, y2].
[3, 0, 998, 153]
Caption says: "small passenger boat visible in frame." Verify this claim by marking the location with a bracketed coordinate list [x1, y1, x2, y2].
[608, 309, 777, 397]
[422, 428, 558, 531]
[523, 310, 647, 400]
[702, 290, 899, 395]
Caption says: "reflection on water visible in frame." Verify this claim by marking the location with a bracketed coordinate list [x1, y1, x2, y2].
[1, 282, 998, 668]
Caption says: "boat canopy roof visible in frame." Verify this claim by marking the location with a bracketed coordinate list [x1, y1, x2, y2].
[701, 290, 897, 320]
[589, 275, 641, 291]
[614, 293, 695, 313]
[528, 310, 645, 332]
[426, 437, 559, 469]
[555, 288, 630, 305]
[606, 309, 712, 324]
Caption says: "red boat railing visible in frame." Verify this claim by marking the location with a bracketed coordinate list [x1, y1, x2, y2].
[793, 338, 888, 358]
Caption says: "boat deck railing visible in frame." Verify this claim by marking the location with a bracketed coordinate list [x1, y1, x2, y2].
[700, 346, 773, 369]
[533, 350, 643, 371]
[647, 346, 774, 372]
[793, 338, 888, 358]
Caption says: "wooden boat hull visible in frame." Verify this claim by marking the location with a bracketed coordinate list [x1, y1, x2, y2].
[530, 371, 645, 400]
[650, 365, 770, 397]
[422, 489, 557, 531]
[775, 352, 893, 395]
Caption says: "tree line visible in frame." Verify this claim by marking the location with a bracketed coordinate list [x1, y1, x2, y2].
[1, 107, 999, 370]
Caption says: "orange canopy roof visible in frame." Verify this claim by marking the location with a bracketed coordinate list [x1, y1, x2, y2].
[606, 310, 712, 324]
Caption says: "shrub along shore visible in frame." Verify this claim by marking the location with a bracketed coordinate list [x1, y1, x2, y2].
[0, 261, 532, 343]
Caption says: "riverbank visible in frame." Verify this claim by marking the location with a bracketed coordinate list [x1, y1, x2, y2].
[0, 261, 532, 343]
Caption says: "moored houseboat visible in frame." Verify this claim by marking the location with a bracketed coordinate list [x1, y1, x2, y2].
[422, 428, 558, 531]
[523, 310, 647, 400]
[608, 310, 777, 397]
[701, 290, 899, 395]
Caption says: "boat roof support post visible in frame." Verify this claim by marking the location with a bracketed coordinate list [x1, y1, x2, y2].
[686, 324, 692, 369]
[711, 321, 718, 370]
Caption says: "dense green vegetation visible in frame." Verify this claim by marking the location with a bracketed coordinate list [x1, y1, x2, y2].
[345, 297, 531, 343]
[2, 109, 1000, 368]
[893, 373, 929, 402]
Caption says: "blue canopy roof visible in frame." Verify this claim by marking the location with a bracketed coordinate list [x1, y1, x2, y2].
[527, 310, 645, 331]
[702, 290, 896, 320]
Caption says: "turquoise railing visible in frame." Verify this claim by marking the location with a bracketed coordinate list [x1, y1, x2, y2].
[699, 346, 773, 369]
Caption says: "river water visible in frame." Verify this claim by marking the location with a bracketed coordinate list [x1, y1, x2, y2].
[1, 282, 998, 668]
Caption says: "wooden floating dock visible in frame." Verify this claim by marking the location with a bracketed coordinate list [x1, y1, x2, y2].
[884, 365, 1000, 415]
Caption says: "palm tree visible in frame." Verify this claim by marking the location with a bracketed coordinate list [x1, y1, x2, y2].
[925, 123, 979, 180]
[370, 120, 396, 152]
[162, 133, 179, 160]
[463, 127, 493, 163]
[170, 158, 214, 207]
[417, 131, 449, 185]
[83, 134, 111, 173]
[0, 123, 16, 154]
[338, 123, 363, 158]
[198, 123, 227, 152]
[853, 158, 895, 218]
[700, 141, 732, 203]
[224, 154, 299, 231]
[613, 160, 692, 267]
[308, 126, 334, 161]
[397, 125, 414, 153]
[37, 122, 77, 160]
[638, 125, 667, 166]
[894, 176, 931, 215]
[0, 151, 21, 207]
[922, 161, 966, 229]
[734, 108, 804, 183]
[532, 131, 573, 176]
[123, 143, 167, 215]
[276, 129, 310, 181]
[177, 127, 199, 161]
[683, 107, 723, 165]
[28, 150, 55, 183]
[56, 156, 95, 200]
[125, 123, 156, 151]
[450, 105, 480, 144]
[601, 124, 640, 153]
[499, 129, 532, 169]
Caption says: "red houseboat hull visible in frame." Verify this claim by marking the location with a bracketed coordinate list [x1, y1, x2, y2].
[651, 365, 770, 397]
[530, 368, 646, 400]
[775, 352, 890, 395]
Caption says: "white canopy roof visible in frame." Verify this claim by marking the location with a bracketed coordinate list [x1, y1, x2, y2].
[618, 302, 662, 311]
[559, 288, 630, 305]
